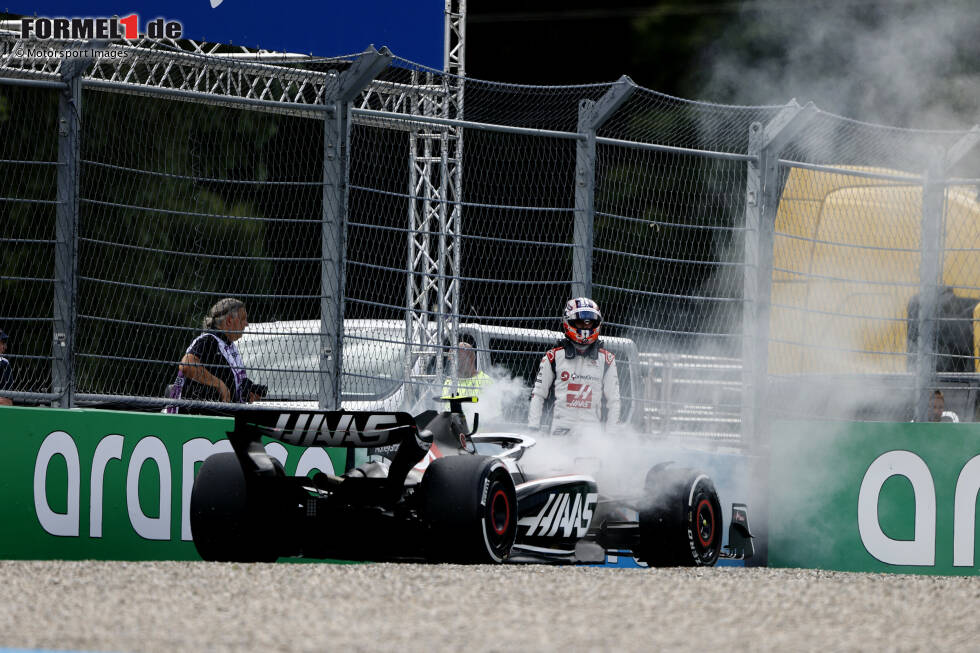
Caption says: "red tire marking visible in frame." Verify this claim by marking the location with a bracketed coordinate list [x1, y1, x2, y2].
[696, 498, 715, 548]
[491, 489, 510, 535]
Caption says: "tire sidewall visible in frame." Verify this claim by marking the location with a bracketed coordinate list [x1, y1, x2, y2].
[637, 467, 722, 567]
[479, 461, 518, 562]
[422, 455, 517, 563]
[683, 475, 722, 566]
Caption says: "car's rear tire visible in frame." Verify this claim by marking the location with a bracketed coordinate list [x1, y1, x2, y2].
[190, 452, 281, 563]
[635, 467, 722, 567]
[421, 455, 517, 563]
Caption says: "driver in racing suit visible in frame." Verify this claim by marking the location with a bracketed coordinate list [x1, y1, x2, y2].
[527, 297, 622, 436]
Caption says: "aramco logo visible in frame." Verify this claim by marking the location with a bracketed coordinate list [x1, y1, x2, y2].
[857, 450, 980, 567]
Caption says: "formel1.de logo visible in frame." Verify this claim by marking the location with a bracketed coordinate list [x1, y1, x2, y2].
[19, 14, 183, 40]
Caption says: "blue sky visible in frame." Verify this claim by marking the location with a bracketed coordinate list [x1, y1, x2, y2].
[9, 0, 444, 66]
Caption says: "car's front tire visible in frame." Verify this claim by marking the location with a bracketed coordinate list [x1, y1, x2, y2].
[635, 466, 722, 567]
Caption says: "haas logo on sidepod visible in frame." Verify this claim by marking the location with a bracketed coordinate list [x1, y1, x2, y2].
[518, 491, 598, 539]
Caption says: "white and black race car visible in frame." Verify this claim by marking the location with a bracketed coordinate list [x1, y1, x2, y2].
[190, 398, 753, 565]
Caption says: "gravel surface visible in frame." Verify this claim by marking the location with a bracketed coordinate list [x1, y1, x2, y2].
[0, 561, 975, 652]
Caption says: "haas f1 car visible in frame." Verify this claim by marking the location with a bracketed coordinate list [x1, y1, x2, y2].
[190, 398, 753, 565]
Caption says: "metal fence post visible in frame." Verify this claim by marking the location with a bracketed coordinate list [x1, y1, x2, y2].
[320, 47, 392, 409]
[741, 122, 763, 445]
[913, 127, 980, 421]
[944, 125, 980, 172]
[437, 120, 451, 391]
[742, 101, 817, 445]
[572, 76, 635, 298]
[741, 100, 816, 565]
[913, 151, 946, 421]
[53, 60, 85, 408]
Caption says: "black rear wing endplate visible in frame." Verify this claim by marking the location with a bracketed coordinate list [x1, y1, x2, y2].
[720, 502, 754, 560]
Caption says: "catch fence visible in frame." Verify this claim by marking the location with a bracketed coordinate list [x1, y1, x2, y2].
[1, 33, 978, 448]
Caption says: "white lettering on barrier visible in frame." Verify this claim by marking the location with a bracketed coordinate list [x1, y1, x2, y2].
[265, 442, 288, 468]
[858, 450, 936, 566]
[953, 455, 980, 567]
[35, 430, 364, 544]
[126, 437, 171, 540]
[90, 434, 123, 538]
[856, 450, 980, 567]
[34, 431, 80, 537]
[295, 447, 335, 478]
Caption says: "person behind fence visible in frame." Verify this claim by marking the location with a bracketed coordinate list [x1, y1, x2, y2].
[0, 329, 13, 407]
[441, 341, 492, 399]
[166, 298, 266, 413]
[440, 341, 494, 426]
[928, 389, 959, 423]
[527, 297, 622, 436]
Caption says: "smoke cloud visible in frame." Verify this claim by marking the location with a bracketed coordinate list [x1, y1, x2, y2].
[471, 364, 749, 511]
[695, 0, 978, 130]
[684, 0, 980, 560]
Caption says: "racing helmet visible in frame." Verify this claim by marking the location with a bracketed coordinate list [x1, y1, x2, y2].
[563, 297, 602, 345]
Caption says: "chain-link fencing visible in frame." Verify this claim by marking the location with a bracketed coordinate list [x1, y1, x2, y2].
[1, 33, 978, 449]
[0, 83, 60, 401]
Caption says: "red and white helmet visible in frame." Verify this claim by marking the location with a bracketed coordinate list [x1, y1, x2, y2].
[563, 297, 602, 345]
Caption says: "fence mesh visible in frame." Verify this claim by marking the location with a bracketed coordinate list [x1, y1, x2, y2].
[74, 88, 324, 402]
[1, 40, 978, 443]
[0, 85, 59, 397]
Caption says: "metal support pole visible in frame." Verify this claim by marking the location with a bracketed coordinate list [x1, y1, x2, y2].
[913, 152, 946, 422]
[572, 76, 636, 298]
[741, 100, 817, 446]
[403, 2, 466, 406]
[944, 125, 980, 171]
[912, 126, 980, 421]
[320, 47, 391, 410]
[441, 0, 466, 396]
[404, 71, 441, 408]
[321, 76, 343, 411]
[438, 128, 455, 393]
[53, 60, 85, 408]
[572, 101, 596, 300]
[405, 119, 421, 405]
[741, 100, 816, 566]
[741, 122, 763, 444]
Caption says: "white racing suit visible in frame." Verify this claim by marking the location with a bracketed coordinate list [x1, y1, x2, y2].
[527, 340, 621, 436]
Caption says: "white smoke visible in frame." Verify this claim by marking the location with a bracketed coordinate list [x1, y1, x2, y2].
[696, 0, 978, 130]
[682, 0, 980, 558]
[471, 363, 748, 501]
[687, 0, 980, 426]
[459, 364, 530, 432]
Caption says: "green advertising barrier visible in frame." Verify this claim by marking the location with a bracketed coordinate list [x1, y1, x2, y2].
[0, 406, 349, 561]
[769, 420, 980, 575]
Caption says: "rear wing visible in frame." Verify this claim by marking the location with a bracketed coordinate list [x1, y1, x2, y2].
[232, 410, 418, 448]
[227, 409, 430, 493]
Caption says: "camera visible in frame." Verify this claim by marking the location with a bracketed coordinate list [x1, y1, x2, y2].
[240, 378, 268, 399]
